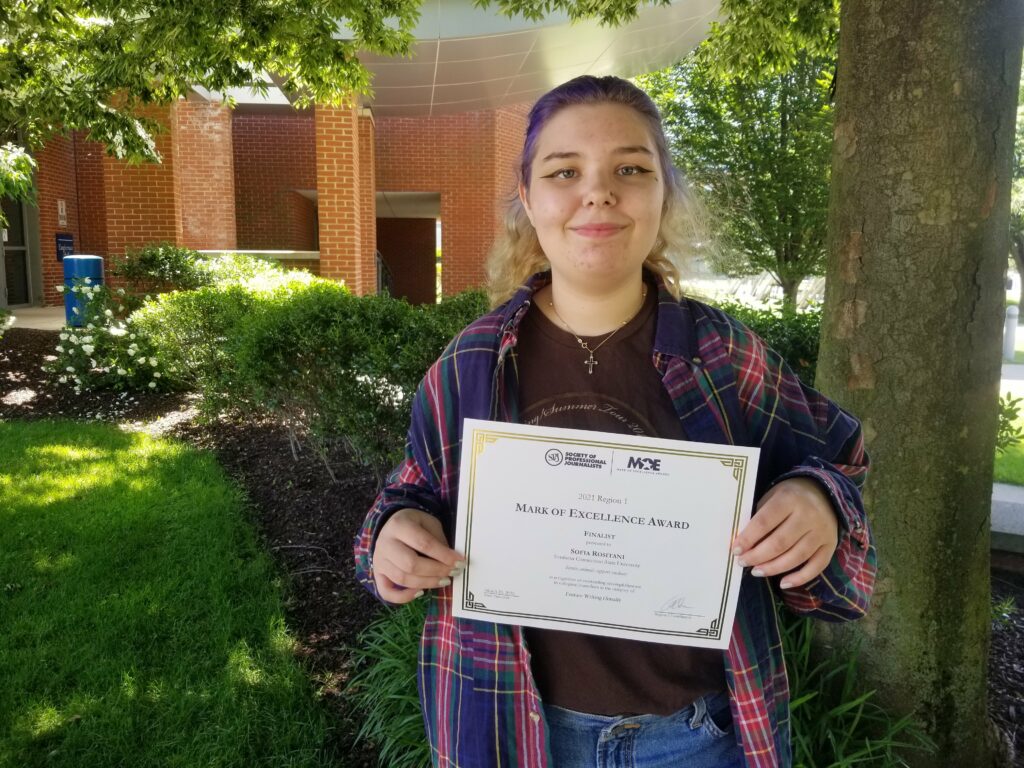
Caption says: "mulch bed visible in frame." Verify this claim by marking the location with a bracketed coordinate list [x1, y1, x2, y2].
[3, 325, 1023, 764]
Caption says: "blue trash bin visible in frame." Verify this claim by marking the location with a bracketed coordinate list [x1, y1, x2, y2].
[63, 255, 104, 328]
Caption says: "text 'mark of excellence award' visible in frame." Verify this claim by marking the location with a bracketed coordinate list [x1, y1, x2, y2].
[451, 419, 761, 650]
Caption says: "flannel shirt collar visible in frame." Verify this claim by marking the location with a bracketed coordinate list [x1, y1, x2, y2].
[499, 270, 700, 363]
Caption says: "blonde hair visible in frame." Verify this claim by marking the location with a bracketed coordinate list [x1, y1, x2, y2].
[485, 76, 704, 307]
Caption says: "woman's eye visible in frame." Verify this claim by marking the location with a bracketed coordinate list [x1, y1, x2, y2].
[618, 165, 651, 176]
[549, 169, 576, 180]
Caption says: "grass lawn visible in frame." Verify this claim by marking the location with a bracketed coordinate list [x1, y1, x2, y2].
[0, 421, 334, 768]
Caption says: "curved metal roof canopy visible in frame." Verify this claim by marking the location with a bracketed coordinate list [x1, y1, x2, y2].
[362, 0, 720, 116]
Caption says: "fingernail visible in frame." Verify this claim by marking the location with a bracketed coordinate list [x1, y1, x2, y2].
[779, 580, 793, 590]
[414, 590, 425, 598]
[449, 568, 461, 578]
[452, 560, 467, 571]
[751, 567, 765, 577]
[732, 546, 743, 556]
[438, 577, 452, 587]
[736, 558, 748, 568]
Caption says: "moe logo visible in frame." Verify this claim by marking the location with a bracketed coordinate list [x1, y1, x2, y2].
[544, 448, 564, 466]
[626, 456, 661, 471]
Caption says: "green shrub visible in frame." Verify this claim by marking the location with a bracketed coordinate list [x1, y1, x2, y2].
[346, 600, 430, 768]
[133, 266, 318, 410]
[783, 612, 935, 766]
[112, 243, 214, 296]
[46, 280, 174, 393]
[229, 286, 486, 482]
[715, 300, 822, 386]
[0, 307, 12, 340]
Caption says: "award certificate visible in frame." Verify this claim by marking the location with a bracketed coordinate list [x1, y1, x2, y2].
[452, 419, 761, 649]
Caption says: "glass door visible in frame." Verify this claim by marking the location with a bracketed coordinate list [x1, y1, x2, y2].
[1, 196, 30, 306]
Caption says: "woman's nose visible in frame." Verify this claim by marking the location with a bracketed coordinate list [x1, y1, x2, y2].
[582, 176, 616, 206]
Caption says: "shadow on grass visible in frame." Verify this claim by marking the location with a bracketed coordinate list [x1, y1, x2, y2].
[0, 420, 336, 768]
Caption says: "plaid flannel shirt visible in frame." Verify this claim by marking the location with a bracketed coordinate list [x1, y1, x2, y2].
[354, 272, 876, 768]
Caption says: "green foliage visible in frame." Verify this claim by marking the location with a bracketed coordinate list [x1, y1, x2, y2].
[705, 0, 839, 79]
[132, 264, 317, 410]
[714, 300, 821, 386]
[477, 0, 668, 26]
[0, 0, 421, 172]
[227, 285, 486, 481]
[992, 594, 1017, 629]
[639, 41, 834, 309]
[781, 612, 936, 767]
[346, 600, 430, 768]
[0, 144, 36, 220]
[46, 280, 174, 393]
[0, 307, 12, 340]
[139, 265, 484, 481]
[0, 420, 335, 767]
[996, 393, 1024, 454]
[111, 243, 215, 295]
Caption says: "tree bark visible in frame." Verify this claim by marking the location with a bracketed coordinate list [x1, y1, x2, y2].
[815, 2, 1022, 766]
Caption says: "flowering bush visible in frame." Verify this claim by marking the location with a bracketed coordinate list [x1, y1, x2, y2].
[0, 308, 12, 341]
[46, 279, 175, 393]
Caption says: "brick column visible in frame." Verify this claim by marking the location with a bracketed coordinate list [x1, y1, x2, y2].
[315, 104, 365, 292]
[358, 110, 378, 293]
[103, 105, 179, 262]
[172, 100, 236, 250]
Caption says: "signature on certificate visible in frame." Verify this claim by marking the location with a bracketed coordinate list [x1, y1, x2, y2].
[660, 594, 692, 611]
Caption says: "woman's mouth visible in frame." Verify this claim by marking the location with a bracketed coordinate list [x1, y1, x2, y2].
[570, 223, 625, 238]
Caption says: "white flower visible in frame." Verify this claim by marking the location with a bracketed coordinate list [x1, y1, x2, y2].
[153, 371, 161, 378]
[148, 381, 157, 389]
[82, 335, 94, 343]
[59, 375, 67, 383]
[150, 358, 158, 367]
[86, 324, 95, 330]
[82, 345, 95, 355]
[108, 326, 127, 337]
[117, 368, 127, 375]
[104, 309, 113, 317]
[117, 288, 126, 295]
[129, 333, 136, 340]
[56, 285, 65, 293]
[71, 307, 79, 315]
[90, 358, 97, 367]
[59, 333, 68, 341]
[66, 366, 75, 373]
[118, 305, 125, 312]
[68, 335, 79, 345]
[55, 345, 65, 353]
[83, 277, 92, 285]
[127, 348, 136, 356]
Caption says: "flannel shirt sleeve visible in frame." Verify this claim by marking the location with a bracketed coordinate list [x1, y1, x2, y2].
[353, 361, 450, 604]
[724, 316, 877, 623]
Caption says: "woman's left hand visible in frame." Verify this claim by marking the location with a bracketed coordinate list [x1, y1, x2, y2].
[732, 477, 839, 590]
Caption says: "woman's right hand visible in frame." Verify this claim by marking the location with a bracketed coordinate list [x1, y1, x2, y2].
[372, 508, 466, 604]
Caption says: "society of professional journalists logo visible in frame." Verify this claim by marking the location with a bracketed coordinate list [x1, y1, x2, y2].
[544, 448, 564, 466]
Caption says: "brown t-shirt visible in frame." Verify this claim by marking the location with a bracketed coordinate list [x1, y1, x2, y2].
[517, 283, 726, 716]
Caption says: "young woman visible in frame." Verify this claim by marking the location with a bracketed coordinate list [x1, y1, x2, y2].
[355, 75, 875, 768]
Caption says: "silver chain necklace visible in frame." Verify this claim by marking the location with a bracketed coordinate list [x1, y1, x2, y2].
[548, 285, 647, 375]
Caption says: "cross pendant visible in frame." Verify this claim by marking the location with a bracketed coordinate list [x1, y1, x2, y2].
[584, 353, 597, 374]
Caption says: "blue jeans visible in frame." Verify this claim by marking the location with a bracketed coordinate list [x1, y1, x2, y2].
[543, 691, 745, 768]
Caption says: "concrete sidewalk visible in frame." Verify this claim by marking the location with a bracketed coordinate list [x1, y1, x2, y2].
[8, 306, 65, 331]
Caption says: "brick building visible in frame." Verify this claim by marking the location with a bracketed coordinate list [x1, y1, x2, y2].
[0, 0, 718, 308]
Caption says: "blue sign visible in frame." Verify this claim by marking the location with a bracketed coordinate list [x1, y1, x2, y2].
[56, 233, 74, 261]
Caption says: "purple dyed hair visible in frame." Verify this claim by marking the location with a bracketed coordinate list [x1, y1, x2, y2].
[518, 75, 681, 200]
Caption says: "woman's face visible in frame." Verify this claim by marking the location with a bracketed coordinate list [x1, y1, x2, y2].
[519, 102, 665, 293]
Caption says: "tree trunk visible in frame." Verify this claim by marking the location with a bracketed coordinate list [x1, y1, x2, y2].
[815, 2, 1022, 766]
[780, 277, 799, 312]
